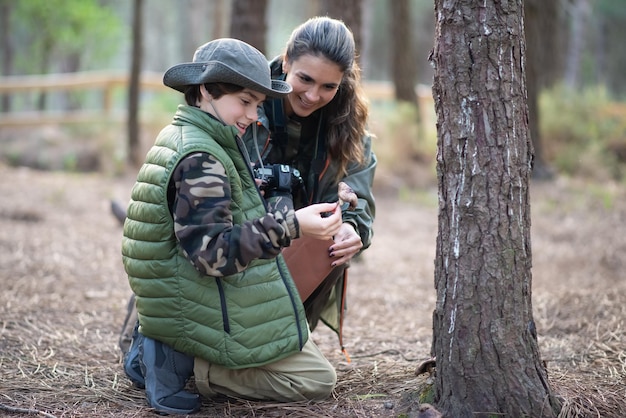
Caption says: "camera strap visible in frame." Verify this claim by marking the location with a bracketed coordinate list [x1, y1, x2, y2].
[309, 112, 327, 204]
[266, 97, 328, 204]
[267, 98, 289, 152]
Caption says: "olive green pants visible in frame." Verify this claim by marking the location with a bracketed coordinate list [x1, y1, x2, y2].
[193, 336, 336, 402]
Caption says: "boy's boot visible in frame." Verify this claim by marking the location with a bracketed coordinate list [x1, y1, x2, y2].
[122, 321, 145, 388]
[139, 336, 200, 415]
[119, 294, 138, 353]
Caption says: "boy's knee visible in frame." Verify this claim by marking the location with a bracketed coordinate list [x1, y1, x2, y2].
[303, 365, 337, 401]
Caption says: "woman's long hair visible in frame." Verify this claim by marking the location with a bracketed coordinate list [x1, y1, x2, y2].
[284, 16, 370, 179]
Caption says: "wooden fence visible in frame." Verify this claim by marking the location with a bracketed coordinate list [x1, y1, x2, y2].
[0, 71, 432, 128]
[0, 71, 164, 127]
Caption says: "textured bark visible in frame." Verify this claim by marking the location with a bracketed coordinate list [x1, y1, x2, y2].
[229, 0, 268, 54]
[430, 1, 561, 416]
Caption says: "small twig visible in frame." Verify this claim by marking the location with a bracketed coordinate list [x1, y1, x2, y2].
[350, 349, 423, 362]
[0, 402, 57, 418]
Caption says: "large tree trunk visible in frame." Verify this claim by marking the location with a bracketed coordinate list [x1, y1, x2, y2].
[229, 0, 268, 54]
[430, 1, 561, 416]
[390, 0, 417, 104]
[127, 0, 143, 167]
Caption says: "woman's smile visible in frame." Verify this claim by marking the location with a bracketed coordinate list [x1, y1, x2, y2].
[283, 54, 343, 118]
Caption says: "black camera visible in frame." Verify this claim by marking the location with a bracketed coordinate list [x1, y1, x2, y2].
[253, 164, 303, 196]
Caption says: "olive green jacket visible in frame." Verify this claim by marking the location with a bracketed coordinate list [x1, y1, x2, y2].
[122, 105, 308, 369]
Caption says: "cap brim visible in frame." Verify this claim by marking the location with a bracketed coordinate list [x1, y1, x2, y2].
[163, 62, 291, 98]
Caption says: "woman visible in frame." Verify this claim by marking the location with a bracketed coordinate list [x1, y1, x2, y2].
[242, 16, 376, 350]
[122, 38, 342, 414]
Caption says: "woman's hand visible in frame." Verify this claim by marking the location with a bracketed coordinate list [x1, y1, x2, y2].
[329, 223, 363, 266]
[295, 202, 342, 240]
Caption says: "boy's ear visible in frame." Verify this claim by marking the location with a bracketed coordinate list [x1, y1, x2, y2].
[200, 84, 213, 102]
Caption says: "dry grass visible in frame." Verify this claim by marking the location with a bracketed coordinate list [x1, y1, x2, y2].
[1, 163, 625, 417]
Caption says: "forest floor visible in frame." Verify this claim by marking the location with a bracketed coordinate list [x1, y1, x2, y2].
[1, 160, 625, 417]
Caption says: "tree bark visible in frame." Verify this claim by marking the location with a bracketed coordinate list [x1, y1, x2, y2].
[127, 0, 143, 167]
[390, 0, 417, 104]
[229, 0, 268, 54]
[430, 1, 561, 416]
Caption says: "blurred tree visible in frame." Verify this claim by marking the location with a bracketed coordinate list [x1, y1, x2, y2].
[230, 0, 268, 53]
[128, 0, 143, 167]
[428, 0, 561, 416]
[1, 0, 13, 111]
[212, 0, 228, 40]
[178, 2, 196, 63]
[319, 0, 363, 60]
[524, 0, 564, 180]
[361, 0, 388, 80]
[565, 0, 590, 89]
[390, 0, 417, 104]
[592, 0, 626, 95]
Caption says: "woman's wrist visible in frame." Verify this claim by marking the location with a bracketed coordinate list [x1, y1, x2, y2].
[286, 209, 300, 239]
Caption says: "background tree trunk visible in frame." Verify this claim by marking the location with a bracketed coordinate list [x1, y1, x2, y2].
[178, 0, 209, 63]
[1, 0, 13, 111]
[430, 0, 561, 416]
[127, 0, 143, 167]
[229, 0, 268, 53]
[565, 0, 591, 89]
[390, 0, 417, 104]
[524, 0, 563, 180]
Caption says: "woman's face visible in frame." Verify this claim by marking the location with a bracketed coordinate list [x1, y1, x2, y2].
[283, 54, 344, 118]
[199, 87, 265, 136]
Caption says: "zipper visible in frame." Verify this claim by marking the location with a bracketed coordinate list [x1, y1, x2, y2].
[276, 258, 306, 349]
[215, 277, 230, 334]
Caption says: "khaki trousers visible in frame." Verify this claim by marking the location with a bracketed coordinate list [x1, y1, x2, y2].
[193, 336, 336, 402]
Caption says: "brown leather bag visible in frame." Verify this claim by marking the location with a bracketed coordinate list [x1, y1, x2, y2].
[281, 236, 335, 302]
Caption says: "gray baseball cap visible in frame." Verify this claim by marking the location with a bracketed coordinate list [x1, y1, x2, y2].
[163, 38, 291, 98]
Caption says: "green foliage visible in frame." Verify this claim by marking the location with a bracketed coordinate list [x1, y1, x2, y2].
[11, 0, 124, 74]
[539, 84, 626, 181]
[418, 383, 435, 404]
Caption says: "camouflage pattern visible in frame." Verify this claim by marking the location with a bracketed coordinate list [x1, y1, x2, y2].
[172, 152, 299, 277]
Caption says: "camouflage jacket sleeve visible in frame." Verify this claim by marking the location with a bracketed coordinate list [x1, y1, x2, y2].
[172, 152, 299, 277]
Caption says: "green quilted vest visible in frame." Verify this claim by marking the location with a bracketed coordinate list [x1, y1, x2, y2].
[122, 105, 308, 369]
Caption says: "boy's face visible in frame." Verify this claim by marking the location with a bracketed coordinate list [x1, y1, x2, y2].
[201, 88, 266, 136]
